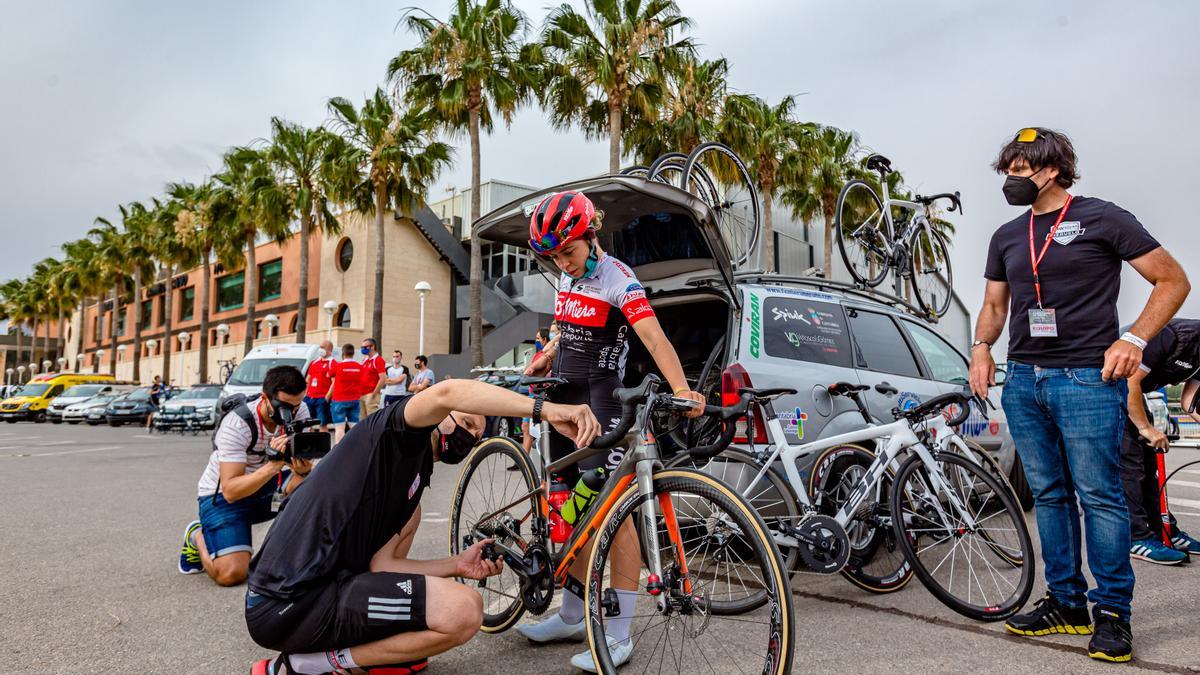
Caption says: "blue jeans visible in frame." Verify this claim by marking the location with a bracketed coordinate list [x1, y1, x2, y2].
[1001, 362, 1135, 619]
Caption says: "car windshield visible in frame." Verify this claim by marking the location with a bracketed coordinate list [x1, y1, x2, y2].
[62, 385, 105, 397]
[17, 384, 52, 397]
[176, 387, 221, 400]
[90, 395, 118, 404]
[228, 358, 307, 386]
[125, 388, 152, 401]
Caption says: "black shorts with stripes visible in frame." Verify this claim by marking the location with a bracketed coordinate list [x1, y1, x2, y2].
[246, 571, 427, 654]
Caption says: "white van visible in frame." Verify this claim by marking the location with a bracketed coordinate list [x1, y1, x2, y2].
[221, 344, 323, 399]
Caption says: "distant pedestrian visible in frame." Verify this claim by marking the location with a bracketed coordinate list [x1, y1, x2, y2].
[146, 375, 164, 431]
[382, 349, 410, 407]
[303, 340, 335, 433]
[327, 343, 367, 445]
[408, 355, 435, 394]
[358, 337, 386, 419]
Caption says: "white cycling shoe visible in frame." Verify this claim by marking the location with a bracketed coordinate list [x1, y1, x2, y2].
[515, 612, 586, 643]
[570, 635, 633, 673]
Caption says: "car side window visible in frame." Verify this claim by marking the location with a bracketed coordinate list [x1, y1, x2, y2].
[846, 309, 922, 378]
[47, 385, 64, 397]
[760, 295, 853, 368]
[904, 321, 969, 385]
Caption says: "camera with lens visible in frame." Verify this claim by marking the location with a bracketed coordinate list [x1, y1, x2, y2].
[268, 402, 331, 463]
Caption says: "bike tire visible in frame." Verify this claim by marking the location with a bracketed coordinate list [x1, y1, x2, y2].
[835, 179, 891, 287]
[909, 224, 954, 318]
[448, 436, 539, 633]
[683, 142, 760, 267]
[944, 439, 1025, 568]
[584, 469, 794, 675]
[890, 452, 1035, 621]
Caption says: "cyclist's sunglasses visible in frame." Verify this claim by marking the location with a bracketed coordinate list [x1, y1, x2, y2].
[1015, 128, 1039, 143]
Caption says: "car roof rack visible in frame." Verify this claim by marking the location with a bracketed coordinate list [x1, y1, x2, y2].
[733, 272, 939, 323]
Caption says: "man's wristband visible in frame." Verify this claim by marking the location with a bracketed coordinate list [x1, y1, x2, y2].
[1119, 332, 1147, 350]
[531, 397, 544, 424]
[970, 340, 991, 351]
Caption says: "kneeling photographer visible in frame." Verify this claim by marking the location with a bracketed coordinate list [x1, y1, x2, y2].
[178, 365, 322, 586]
[245, 378, 599, 675]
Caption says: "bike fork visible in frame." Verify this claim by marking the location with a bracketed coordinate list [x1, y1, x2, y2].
[636, 458, 671, 609]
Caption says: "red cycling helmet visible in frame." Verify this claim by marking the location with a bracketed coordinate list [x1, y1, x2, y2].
[528, 191, 595, 254]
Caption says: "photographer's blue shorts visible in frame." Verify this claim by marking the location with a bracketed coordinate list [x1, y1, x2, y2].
[330, 400, 360, 425]
[198, 476, 287, 558]
[303, 396, 331, 426]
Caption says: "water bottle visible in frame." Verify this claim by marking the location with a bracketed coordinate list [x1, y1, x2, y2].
[561, 468, 608, 525]
[548, 482, 572, 544]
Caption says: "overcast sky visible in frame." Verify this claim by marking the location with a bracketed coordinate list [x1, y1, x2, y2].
[3, 0, 1198, 345]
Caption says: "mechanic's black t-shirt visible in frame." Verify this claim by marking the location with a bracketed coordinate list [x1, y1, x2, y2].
[248, 397, 435, 600]
[1137, 319, 1200, 391]
[984, 196, 1159, 368]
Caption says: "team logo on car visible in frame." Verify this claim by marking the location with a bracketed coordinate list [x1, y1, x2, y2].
[1050, 221, 1085, 245]
[777, 407, 809, 439]
[896, 391, 921, 411]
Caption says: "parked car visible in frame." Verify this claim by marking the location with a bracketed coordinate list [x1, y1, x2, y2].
[153, 384, 222, 431]
[104, 387, 157, 426]
[0, 373, 116, 423]
[47, 383, 132, 423]
[221, 344, 323, 399]
[63, 391, 128, 425]
[476, 171, 1030, 508]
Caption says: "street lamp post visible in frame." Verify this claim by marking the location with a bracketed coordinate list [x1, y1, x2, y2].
[93, 351, 104, 374]
[215, 324, 230, 379]
[177, 332, 190, 386]
[17, 365, 26, 384]
[42, 359, 52, 374]
[414, 281, 432, 356]
[57, 357, 66, 373]
[145, 340, 157, 382]
[75, 353, 84, 373]
[323, 301, 338, 341]
[5, 368, 12, 386]
[263, 314, 279, 345]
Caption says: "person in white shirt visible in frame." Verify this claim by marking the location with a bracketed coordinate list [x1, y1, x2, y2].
[407, 355, 435, 393]
[382, 349, 410, 407]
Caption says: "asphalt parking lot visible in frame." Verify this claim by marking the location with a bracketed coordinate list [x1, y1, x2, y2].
[1, 423, 1198, 674]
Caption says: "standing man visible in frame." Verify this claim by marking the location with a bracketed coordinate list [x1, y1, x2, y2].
[359, 338, 387, 419]
[304, 341, 335, 433]
[408, 355, 435, 394]
[146, 375, 165, 431]
[382, 350, 410, 407]
[327, 343, 367, 445]
[969, 127, 1190, 663]
[1121, 318, 1200, 564]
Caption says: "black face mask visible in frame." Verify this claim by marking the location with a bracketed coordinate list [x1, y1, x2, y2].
[437, 418, 477, 465]
[1002, 170, 1050, 206]
[269, 398, 296, 426]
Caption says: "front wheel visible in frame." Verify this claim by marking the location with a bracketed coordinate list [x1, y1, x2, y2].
[908, 224, 953, 318]
[891, 452, 1034, 621]
[448, 436, 539, 633]
[585, 469, 794, 675]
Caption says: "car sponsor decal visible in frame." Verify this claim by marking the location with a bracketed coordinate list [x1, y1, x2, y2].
[757, 286, 840, 303]
[896, 391, 921, 411]
[776, 407, 809, 439]
[748, 292, 762, 358]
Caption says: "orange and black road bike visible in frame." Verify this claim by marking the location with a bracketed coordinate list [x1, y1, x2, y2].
[449, 374, 794, 675]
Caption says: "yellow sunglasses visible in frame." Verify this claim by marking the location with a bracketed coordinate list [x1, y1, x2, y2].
[1015, 128, 1039, 143]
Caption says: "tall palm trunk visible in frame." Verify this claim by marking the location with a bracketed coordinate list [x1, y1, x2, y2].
[41, 317, 51, 368]
[296, 209, 311, 343]
[243, 232, 258, 356]
[15, 324, 24, 375]
[109, 280, 120, 374]
[607, 100, 622, 174]
[56, 306, 65, 371]
[822, 204, 835, 279]
[762, 185, 776, 274]
[198, 250, 211, 383]
[30, 319, 40, 368]
[371, 182, 386, 344]
[74, 299, 85, 360]
[468, 105, 484, 368]
[162, 266, 174, 385]
[131, 270, 143, 382]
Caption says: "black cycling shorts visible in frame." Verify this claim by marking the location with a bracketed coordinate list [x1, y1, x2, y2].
[245, 571, 427, 654]
[549, 375, 625, 484]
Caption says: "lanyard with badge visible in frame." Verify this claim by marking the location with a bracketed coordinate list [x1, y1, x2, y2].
[1028, 194, 1073, 338]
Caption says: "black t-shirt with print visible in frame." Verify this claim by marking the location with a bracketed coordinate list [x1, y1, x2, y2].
[248, 397, 435, 600]
[984, 196, 1159, 368]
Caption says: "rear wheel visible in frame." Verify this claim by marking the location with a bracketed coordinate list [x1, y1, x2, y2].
[683, 142, 760, 267]
[448, 436, 539, 633]
[835, 179, 891, 287]
[585, 469, 793, 674]
[909, 224, 954, 317]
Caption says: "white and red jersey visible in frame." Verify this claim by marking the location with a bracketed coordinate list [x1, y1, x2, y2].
[554, 255, 655, 378]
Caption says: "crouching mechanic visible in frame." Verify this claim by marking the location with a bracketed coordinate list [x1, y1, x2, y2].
[245, 377, 601, 675]
[178, 365, 313, 585]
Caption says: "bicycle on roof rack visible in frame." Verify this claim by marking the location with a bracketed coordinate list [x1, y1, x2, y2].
[835, 153, 960, 319]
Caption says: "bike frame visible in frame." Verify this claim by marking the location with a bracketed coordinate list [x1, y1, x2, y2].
[873, 175, 933, 257]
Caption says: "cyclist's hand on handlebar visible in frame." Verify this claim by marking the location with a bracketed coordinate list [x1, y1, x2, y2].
[455, 538, 504, 580]
[544, 402, 601, 449]
[675, 389, 706, 418]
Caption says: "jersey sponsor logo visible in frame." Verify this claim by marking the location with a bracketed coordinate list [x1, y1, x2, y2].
[1049, 221, 1085, 245]
[622, 298, 654, 323]
[611, 259, 635, 278]
[556, 292, 610, 327]
[749, 293, 762, 358]
[396, 579, 413, 594]
[408, 473, 421, 499]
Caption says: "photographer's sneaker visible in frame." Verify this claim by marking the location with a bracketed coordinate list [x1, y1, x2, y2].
[570, 635, 633, 673]
[1170, 531, 1200, 555]
[178, 520, 203, 574]
[515, 612, 586, 643]
[1130, 537, 1187, 565]
[1004, 593, 1092, 636]
[1088, 607, 1133, 663]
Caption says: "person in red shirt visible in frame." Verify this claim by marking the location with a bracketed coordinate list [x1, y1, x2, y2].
[303, 340, 335, 433]
[326, 343, 367, 444]
[359, 337, 387, 419]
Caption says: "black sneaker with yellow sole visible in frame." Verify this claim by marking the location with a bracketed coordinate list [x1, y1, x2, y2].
[1088, 607, 1132, 663]
[1004, 594, 1093, 637]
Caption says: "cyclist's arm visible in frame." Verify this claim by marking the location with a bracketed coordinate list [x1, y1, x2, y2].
[1125, 368, 1154, 435]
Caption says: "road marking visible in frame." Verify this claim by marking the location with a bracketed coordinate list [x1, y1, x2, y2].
[0, 445, 122, 458]
[422, 517, 449, 523]
[34, 440, 76, 447]
[1166, 479, 1200, 489]
[1166, 496, 1200, 510]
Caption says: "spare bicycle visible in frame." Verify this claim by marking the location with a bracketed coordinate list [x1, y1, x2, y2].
[835, 153, 959, 318]
[448, 374, 794, 675]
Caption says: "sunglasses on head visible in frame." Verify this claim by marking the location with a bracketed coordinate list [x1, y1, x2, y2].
[1015, 128, 1039, 143]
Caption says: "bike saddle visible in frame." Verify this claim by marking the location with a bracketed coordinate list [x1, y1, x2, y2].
[865, 154, 892, 174]
[737, 387, 798, 401]
[827, 381, 869, 396]
[519, 375, 568, 387]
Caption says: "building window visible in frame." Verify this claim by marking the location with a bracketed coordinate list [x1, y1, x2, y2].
[258, 260, 282, 302]
[179, 287, 195, 321]
[336, 238, 353, 272]
[335, 304, 351, 328]
[116, 307, 126, 336]
[141, 299, 152, 327]
[156, 295, 165, 326]
[288, 315, 298, 334]
[217, 273, 245, 312]
[92, 315, 100, 342]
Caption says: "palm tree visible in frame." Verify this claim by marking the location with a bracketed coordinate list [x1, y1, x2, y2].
[60, 237, 103, 365]
[29, 259, 63, 368]
[112, 202, 158, 382]
[389, 0, 539, 367]
[168, 181, 231, 382]
[263, 118, 339, 344]
[719, 94, 810, 273]
[781, 126, 865, 279]
[1, 279, 29, 373]
[542, 0, 694, 173]
[624, 54, 728, 162]
[148, 197, 195, 385]
[89, 218, 130, 374]
[326, 89, 453, 344]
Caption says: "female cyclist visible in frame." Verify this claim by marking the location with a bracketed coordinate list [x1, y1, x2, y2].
[517, 190, 704, 671]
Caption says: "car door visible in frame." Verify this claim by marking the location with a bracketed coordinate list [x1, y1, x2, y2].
[843, 306, 941, 422]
